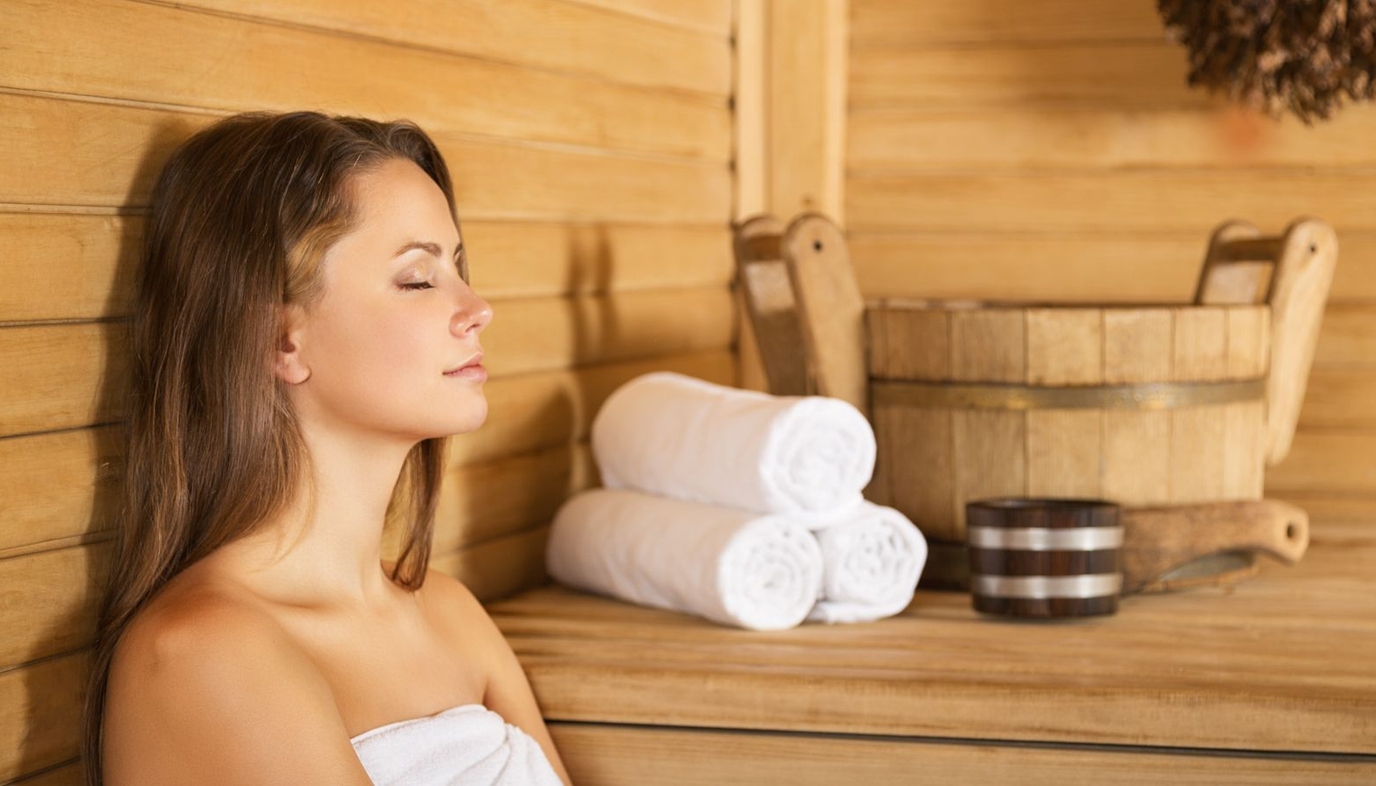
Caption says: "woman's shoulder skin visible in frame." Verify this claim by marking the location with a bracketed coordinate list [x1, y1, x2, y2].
[102, 573, 376, 785]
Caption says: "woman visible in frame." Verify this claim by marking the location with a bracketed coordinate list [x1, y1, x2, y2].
[82, 112, 572, 785]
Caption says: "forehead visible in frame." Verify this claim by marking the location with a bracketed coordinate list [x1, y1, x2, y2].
[347, 157, 458, 244]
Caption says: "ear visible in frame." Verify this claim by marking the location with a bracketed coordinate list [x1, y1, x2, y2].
[273, 305, 311, 385]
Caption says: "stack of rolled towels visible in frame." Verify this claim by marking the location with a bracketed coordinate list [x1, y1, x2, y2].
[545, 372, 928, 631]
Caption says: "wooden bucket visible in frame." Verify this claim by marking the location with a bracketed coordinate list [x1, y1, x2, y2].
[865, 300, 1271, 545]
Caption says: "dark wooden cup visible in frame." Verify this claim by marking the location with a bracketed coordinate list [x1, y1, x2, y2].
[966, 498, 1123, 618]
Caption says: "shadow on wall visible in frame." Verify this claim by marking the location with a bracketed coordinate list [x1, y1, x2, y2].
[19, 115, 200, 781]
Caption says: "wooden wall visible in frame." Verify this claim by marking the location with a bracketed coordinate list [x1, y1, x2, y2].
[0, 0, 735, 781]
[847, 0, 1376, 521]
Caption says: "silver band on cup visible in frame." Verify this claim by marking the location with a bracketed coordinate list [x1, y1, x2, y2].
[966, 525, 1124, 551]
[971, 573, 1123, 600]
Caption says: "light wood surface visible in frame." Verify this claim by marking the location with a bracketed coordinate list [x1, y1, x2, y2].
[850, 0, 1161, 47]
[490, 520, 1376, 758]
[550, 722, 1376, 785]
[172, 0, 732, 95]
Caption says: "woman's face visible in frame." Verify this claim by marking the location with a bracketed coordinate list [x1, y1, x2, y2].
[285, 157, 493, 443]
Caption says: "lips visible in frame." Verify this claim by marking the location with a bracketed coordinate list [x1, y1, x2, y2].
[444, 351, 484, 375]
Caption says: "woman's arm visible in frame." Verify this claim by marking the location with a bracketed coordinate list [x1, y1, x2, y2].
[102, 596, 375, 786]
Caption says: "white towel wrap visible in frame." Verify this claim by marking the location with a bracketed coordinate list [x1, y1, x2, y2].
[350, 703, 563, 786]
[591, 372, 876, 515]
[806, 501, 928, 624]
[546, 488, 825, 631]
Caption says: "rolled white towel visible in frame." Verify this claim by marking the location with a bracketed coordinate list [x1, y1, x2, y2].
[546, 488, 825, 631]
[805, 501, 928, 624]
[591, 372, 876, 514]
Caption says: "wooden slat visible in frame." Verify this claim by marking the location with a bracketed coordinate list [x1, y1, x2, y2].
[492, 528, 1376, 754]
[1268, 431, 1376, 496]
[1272, 495, 1376, 524]
[0, 214, 138, 323]
[848, 105, 1376, 171]
[0, 1, 730, 161]
[0, 93, 731, 223]
[850, 232, 1376, 305]
[1101, 309, 1172, 505]
[451, 350, 733, 467]
[429, 524, 553, 604]
[0, 426, 121, 557]
[1300, 369, 1376, 428]
[0, 212, 733, 323]
[849, 42, 1197, 110]
[482, 287, 734, 376]
[0, 651, 88, 783]
[0, 543, 109, 672]
[425, 443, 597, 557]
[0, 323, 129, 439]
[548, 723, 1376, 786]
[177, 0, 731, 95]
[569, 0, 732, 36]
[850, 0, 1164, 48]
[0, 287, 732, 438]
[1314, 304, 1376, 368]
[847, 171, 1376, 234]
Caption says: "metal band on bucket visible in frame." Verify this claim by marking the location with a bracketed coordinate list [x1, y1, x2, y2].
[966, 525, 1123, 551]
[873, 377, 1265, 411]
[971, 573, 1123, 600]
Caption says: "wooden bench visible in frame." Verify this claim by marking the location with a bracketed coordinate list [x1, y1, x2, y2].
[491, 517, 1376, 784]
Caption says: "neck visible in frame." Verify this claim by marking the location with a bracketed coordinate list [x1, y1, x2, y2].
[223, 424, 422, 609]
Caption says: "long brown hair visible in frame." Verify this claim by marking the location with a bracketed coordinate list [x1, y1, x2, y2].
[82, 111, 461, 784]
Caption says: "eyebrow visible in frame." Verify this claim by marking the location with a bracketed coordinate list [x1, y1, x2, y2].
[393, 240, 463, 259]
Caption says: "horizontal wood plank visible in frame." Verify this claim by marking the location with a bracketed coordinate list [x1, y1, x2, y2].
[0, 92, 732, 223]
[0, 287, 732, 437]
[0, 543, 109, 672]
[849, 42, 1198, 110]
[9, 761, 82, 785]
[0, 323, 128, 439]
[425, 443, 597, 557]
[0, 427, 121, 557]
[1313, 304, 1376, 368]
[1268, 431, 1376, 496]
[1300, 369, 1376, 429]
[492, 525, 1376, 754]
[849, 105, 1376, 171]
[568, 0, 731, 36]
[549, 722, 1376, 786]
[850, 0, 1164, 48]
[0, 651, 88, 783]
[429, 524, 553, 603]
[849, 232, 1376, 305]
[174, 0, 731, 95]
[0, 212, 733, 323]
[1, 0, 729, 160]
[847, 171, 1376, 234]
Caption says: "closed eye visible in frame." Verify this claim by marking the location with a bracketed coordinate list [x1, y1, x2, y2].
[400, 281, 434, 291]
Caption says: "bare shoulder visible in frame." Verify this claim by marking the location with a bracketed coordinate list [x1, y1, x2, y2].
[103, 581, 372, 785]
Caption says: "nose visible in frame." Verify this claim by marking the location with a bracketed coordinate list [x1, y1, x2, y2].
[452, 288, 493, 336]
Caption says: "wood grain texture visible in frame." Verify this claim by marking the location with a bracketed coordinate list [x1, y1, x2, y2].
[850, 42, 1197, 109]
[569, 0, 732, 36]
[549, 722, 1376, 786]
[847, 171, 1376, 234]
[0, 651, 88, 782]
[849, 232, 1376, 305]
[0, 426, 121, 557]
[0, 323, 129, 439]
[173, 0, 732, 95]
[1268, 431, 1376, 495]
[0, 92, 731, 222]
[849, 105, 1376, 171]
[851, 0, 1163, 47]
[1, 0, 730, 161]
[491, 521, 1376, 755]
